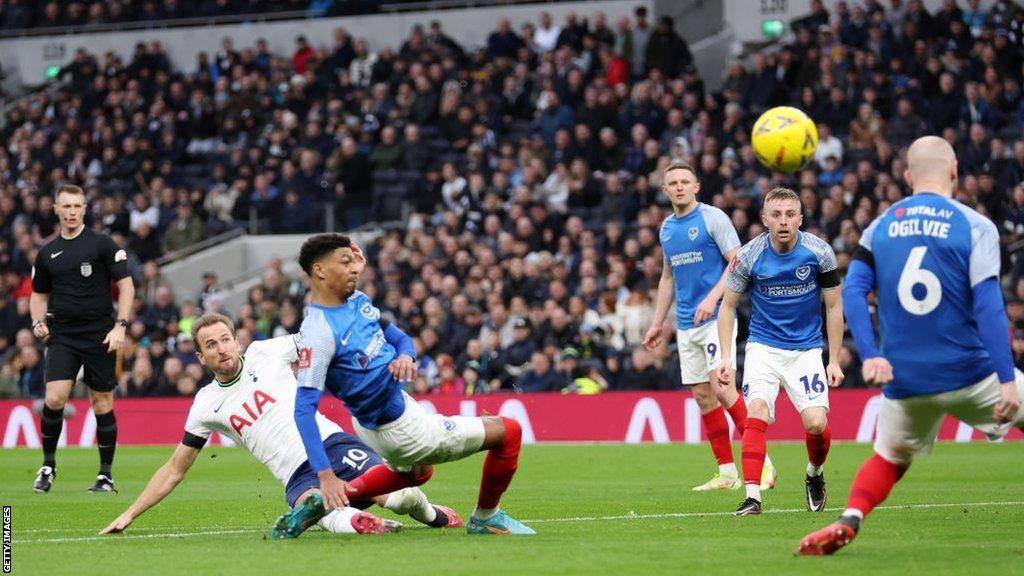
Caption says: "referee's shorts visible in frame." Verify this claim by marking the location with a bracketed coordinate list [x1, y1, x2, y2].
[44, 325, 116, 392]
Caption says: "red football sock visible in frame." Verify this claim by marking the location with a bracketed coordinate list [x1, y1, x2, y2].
[805, 425, 832, 467]
[346, 464, 432, 500]
[477, 417, 522, 510]
[846, 454, 908, 517]
[702, 406, 734, 465]
[725, 394, 748, 433]
[741, 417, 768, 486]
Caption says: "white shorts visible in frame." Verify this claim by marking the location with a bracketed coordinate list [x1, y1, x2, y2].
[874, 370, 1024, 465]
[676, 319, 737, 385]
[742, 342, 829, 423]
[352, 392, 486, 471]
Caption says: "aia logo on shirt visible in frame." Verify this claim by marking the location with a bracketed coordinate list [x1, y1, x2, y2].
[297, 347, 312, 369]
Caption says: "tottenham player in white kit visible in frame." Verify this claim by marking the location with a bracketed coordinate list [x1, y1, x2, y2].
[644, 162, 776, 492]
[717, 187, 845, 517]
[101, 314, 462, 537]
[799, 136, 1024, 555]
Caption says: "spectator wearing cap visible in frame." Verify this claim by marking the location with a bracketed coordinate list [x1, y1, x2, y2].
[462, 360, 496, 394]
[514, 351, 564, 392]
[173, 330, 199, 367]
[161, 201, 203, 254]
[559, 349, 608, 395]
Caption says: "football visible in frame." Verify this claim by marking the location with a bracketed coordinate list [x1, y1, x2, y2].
[751, 106, 819, 173]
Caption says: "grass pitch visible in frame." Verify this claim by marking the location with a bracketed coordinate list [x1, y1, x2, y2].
[4, 442, 1023, 575]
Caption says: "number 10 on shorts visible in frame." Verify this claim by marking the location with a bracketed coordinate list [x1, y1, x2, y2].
[800, 374, 826, 395]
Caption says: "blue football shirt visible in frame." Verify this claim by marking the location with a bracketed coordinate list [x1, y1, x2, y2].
[727, 231, 838, 350]
[860, 193, 999, 398]
[660, 204, 741, 329]
[296, 291, 405, 428]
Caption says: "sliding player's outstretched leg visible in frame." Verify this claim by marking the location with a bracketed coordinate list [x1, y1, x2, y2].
[271, 491, 327, 539]
[467, 416, 535, 535]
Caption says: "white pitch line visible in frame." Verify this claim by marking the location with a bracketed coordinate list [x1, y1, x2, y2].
[13, 500, 1024, 544]
[15, 528, 257, 544]
[520, 500, 1024, 523]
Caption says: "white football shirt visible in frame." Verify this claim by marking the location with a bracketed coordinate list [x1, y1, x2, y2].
[183, 335, 344, 487]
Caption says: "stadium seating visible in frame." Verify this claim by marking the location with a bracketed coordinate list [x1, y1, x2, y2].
[2, 1, 1024, 400]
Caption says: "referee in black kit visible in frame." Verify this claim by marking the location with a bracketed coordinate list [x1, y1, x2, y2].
[30, 184, 135, 493]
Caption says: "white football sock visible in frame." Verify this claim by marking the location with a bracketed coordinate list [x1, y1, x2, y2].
[745, 483, 761, 501]
[384, 488, 436, 524]
[472, 507, 498, 520]
[318, 507, 361, 533]
[719, 463, 739, 478]
[806, 462, 824, 477]
[842, 508, 864, 520]
[764, 454, 774, 468]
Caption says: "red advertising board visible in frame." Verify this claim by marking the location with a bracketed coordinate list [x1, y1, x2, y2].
[2, 391, 1020, 448]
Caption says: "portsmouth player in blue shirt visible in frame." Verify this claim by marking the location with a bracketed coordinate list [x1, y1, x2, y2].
[644, 162, 776, 492]
[717, 187, 845, 517]
[799, 136, 1024, 555]
[286, 234, 534, 536]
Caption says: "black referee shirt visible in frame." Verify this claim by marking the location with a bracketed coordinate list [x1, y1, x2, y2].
[32, 229, 130, 330]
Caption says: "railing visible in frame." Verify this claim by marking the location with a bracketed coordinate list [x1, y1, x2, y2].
[0, 0, 577, 39]
[0, 10, 311, 39]
[379, 0, 557, 13]
[154, 226, 246, 267]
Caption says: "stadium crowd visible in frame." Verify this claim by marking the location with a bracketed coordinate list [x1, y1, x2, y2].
[0, 1, 333, 30]
[4, 0, 1024, 399]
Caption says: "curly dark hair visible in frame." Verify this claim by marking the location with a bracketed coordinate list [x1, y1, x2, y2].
[298, 233, 352, 275]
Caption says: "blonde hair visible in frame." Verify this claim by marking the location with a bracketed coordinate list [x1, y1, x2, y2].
[663, 161, 696, 178]
[764, 187, 801, 207]
[191, 313, 236, 350]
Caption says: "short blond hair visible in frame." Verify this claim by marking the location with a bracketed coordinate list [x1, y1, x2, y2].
[191, 313, 236, 350]
[764, 187, 801, 207]
[663, 161, 696, 178]
[55, 183, 85, 200]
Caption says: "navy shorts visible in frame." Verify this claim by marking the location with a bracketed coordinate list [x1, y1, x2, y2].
[284, 432, 385, 508]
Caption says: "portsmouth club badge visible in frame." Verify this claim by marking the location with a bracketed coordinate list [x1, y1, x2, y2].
[360, 302, 380, 320]
[80, 262, 93, 277]
[688, 227, 699, 241]
[795, 265, 811, 281]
